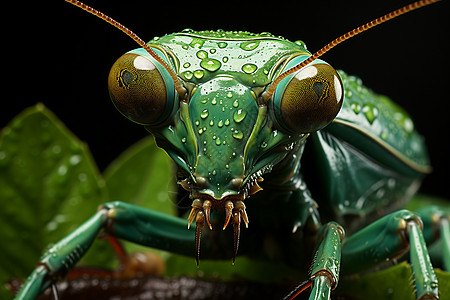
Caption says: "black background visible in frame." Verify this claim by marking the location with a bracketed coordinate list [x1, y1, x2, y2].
[3, 0, 449, 199]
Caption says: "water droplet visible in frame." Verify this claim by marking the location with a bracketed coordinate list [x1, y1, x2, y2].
[294, 40, 307, 49]
[196, 50, 208, 59]
[261, 141, 268, 148]
[222, 56, 229, 63]
[69, 154, 82, 165]
[46, 221, 58, 231]
[345, 90, 353, 98]
[182, 44, 189, 50]
[194, 70, 204, 79]
[212, 170, 217, 175]
[183, 62, 191, 68]
[198, 128, 204, 135]
[242, 63, 258, 74]
[232, 130, 244, 140]
[200, 109, 209, 119]
[224, 119, 230, 126]
[225, 164, 229, 169]
[215, 137, 221, 146]
[240, 40, 260, 51]
[263, 69, 269, 75]
[218, 42, 228, 48]
[181, 137, 187, 143]
[195, 120, 200, 126]
[218, 120, 224, 128]
[403, 118, 414, 133]
[226, 91, 233, 98]
[233, 99, 239, 108]
[351, 103, 361, 114]
[200, 58, 222, 72]
[209, 120, 214, 126]
[362, 104, 378, 124]
[182, 71, 193, 80]
[210, 48, 216, 54]
[233, 109, 247, 123]
[190, 39, 205, 48]
[58, 165, 68, 176]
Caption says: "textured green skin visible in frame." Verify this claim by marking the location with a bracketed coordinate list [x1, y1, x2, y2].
[138, 30, 312, 201]
[334, 70, 429, 173]
[311, 222, 344, 286]
[151, 29, 308, 87]
[129, 30, 437, 297]
[137, 30, 429, 223]
[15, 30, 443, 300]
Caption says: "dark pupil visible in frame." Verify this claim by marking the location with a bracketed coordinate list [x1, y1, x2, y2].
[313, 80, 329, 103]
[118, 70, 134, 88]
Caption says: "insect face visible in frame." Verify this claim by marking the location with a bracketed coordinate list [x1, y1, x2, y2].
[106, 33, 346, 263]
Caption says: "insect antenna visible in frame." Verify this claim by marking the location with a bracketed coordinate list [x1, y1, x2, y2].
[262, 0, 442, 103]
[65, 0, 187, 100]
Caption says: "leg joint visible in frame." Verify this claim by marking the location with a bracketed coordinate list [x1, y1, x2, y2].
[311, 269, 337, 290]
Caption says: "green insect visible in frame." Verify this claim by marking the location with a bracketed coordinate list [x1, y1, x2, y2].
[14, 0, 449, 299]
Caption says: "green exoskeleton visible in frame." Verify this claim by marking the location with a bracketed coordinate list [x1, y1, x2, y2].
[15, 0, 449, 299]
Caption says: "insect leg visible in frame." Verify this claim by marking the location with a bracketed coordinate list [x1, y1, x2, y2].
[15, 201, 197, 300]
[416, 206, 450, 271]
[308, 222, 345, 300]
[285, 222, 344, 300]
[341, 209, 438, 300]
[101, 201, 195, 255]
[308, 276, 331, 300]
[15, 210, 106, 300]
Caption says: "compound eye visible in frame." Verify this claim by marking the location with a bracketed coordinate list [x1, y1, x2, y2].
[108, 53, 173, 125]
[273, 63, 343, 133]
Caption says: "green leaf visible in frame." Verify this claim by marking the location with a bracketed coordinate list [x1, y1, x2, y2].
[406, 193, 450, 211]
[0, 104, 109, 297]
[103, 135, 177, 256]
[104, 136, 176, 215]
[164, 254, 303, 282]
[336, 262, 450, 300]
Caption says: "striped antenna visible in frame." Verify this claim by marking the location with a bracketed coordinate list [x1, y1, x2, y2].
[65, 0, 187, 100]
[262, 0, 441, 103]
